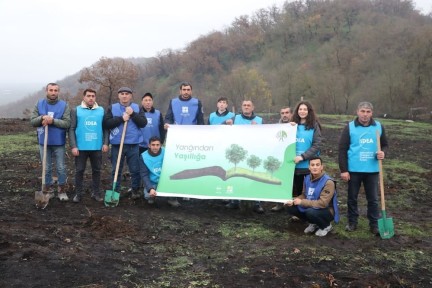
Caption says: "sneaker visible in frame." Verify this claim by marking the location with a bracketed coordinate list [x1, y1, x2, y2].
[225, 202, 239, 209]
[253, 204, 265, 214]
[58, 193, 69, 202]
[304, 224, 318, 234]
[148, 198, 155, 205]
[315, 225, 333, 237]
[370, 226, 379, 236]
[167, 199, 181, 207]
[91, 194, 104, 202]
[289, 216, 301, 222]
[73, 194, 81, 203]
[183, 197, 190, 201]
[271, 203, 284, 212]
[345, 223, 357, 232]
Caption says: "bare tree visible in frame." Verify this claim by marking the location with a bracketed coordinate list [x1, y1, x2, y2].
[79, 57, 138, 107]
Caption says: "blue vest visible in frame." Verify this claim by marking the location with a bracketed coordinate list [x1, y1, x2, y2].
[171, 98, 199, 124]
[75, 106, 104, 150]
[295, 124, 316, 169]
[298, 174, 340, 223]
[142, 147, 165, 186]
[36, 99, 67, 145]
[139, 110, 161, 148]
[348, 121, 382, 172]
[233, 114, 263, 125]
[209, 111, 235, 125]
[109, 103, 141, 144]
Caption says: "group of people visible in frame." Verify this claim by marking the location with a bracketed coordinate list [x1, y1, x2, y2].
[30, 82, 388, 238]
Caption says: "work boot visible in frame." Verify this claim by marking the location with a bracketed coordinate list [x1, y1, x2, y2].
[73, 194, 81, 203]
[43, 186, 55, 199]
[253, 204, 265, 214]
[131, 188, 141, 200]
[57, 185, 69, 202]
[91, 194, 104, 202]
[271, 203, 284, 212]
[345, 223, 357, 232]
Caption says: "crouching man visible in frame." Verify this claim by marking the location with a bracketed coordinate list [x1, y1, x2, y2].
[285, 156, 339, 236]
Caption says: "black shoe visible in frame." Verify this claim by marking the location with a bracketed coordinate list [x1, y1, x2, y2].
[225, 202, 239, 209]
[370, 226, 379, 236]
[73, 194, 81, 203]
[253, 205, 265, 214]
[91, 194, 103, 202]
[345, 223, 357, 232]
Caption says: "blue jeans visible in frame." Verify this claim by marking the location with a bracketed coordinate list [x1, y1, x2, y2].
[347, 172, 379, 228]
[286, 206, 334, 229]
[111, 144, 140, 190]
[39, 145, 67, 186]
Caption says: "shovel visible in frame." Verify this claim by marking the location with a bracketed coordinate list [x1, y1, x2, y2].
[35, 125, 50, 209]
[104, 120, 128, 207]
[376, 130, 394, 239]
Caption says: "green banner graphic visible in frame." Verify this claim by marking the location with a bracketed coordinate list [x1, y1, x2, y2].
[157, 124, 296, 202]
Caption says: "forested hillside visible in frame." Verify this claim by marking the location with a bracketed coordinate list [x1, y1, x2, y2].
[1, 0, 431, 118]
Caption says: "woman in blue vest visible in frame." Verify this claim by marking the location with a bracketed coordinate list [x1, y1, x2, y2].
[285, 156, 339, 237]
[291, 101, 322, 199]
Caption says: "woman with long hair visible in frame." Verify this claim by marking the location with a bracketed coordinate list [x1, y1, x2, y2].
[291, 100, 322, 198]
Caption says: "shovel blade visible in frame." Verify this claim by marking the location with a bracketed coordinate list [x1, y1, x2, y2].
[104, 190, 120, 207]
[378, 216, 394, 239]
[35, 191, 50, 210]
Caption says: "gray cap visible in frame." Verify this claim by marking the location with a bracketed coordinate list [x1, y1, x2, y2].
[118, 87, 133, 94]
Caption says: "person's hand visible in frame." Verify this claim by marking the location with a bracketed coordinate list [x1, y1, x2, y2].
[71, 148, 79, 156]
[42, 115, 53, 126]
[149, 188, 157, 197]
[289, 121, 296, 126]
[294, 155, 303, 164]
[225, 119, 233, 125]
[125, 106, 133, 115]
[376, 150, 385, 160]
[284, 200, 294, 206]
[340, 172, 350, 182]
[122, 112, 130, 122]
[102, 144, 109, 153]
[251, 120, 257, 125]
[293, 198, 302, 205]
[164, 123, 170, 130]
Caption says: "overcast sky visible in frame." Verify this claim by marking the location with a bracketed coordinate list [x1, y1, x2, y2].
[0, 0, 430, 90]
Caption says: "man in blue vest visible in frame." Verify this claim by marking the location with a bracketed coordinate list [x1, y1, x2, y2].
[285, 156, 339, 237]
[164, 82, 204, 206]
[139, 136, 164, 205]
[224, 100, 265, 214]
[103, 87, 147, 200]
[338, 101, 388, 235]
[208, 97, 235, 125]
[139, 92, 165, 155]
[69, 88, 109, 203]
[30, 82, 71, 201]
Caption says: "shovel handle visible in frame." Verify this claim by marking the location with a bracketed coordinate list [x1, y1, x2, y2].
[376, 130, 385, 211]
[41, 125, 48, 189]
[113, 120, 128, 183]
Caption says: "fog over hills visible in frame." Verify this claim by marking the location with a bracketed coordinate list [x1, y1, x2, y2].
[0, 82, 45, 106]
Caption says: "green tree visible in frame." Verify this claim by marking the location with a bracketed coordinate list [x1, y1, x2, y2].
[225, 144, 248, 170]
[246, 155, 262, 172]
[263, 156, 281, 176]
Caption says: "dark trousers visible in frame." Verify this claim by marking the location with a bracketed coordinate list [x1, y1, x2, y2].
[347, 172, 379, 228]
[111, 144, 140, 190]
[286, 205, 334, 229]
[293, 174, 305, 197]
[74, 150, 102, 196]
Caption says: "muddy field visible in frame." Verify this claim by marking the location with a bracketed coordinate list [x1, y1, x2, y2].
[0, 117, 431, 288]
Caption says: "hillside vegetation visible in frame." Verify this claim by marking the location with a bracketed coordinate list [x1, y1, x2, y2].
[1, 0, 431, 119]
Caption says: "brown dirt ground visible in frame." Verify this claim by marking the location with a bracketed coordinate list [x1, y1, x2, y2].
[0, 118, 431, 288]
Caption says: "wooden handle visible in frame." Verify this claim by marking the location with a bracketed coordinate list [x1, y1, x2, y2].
[41, 125, 48, 189]
[376, 130, 385, 210]
[113, 121, 128, 183]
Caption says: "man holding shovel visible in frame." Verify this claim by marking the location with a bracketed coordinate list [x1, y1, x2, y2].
[31, 82, 71, 202]
[69, 88, 109, 203]
[103, 87, 147, 200]
[338, 101, 388, 236]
